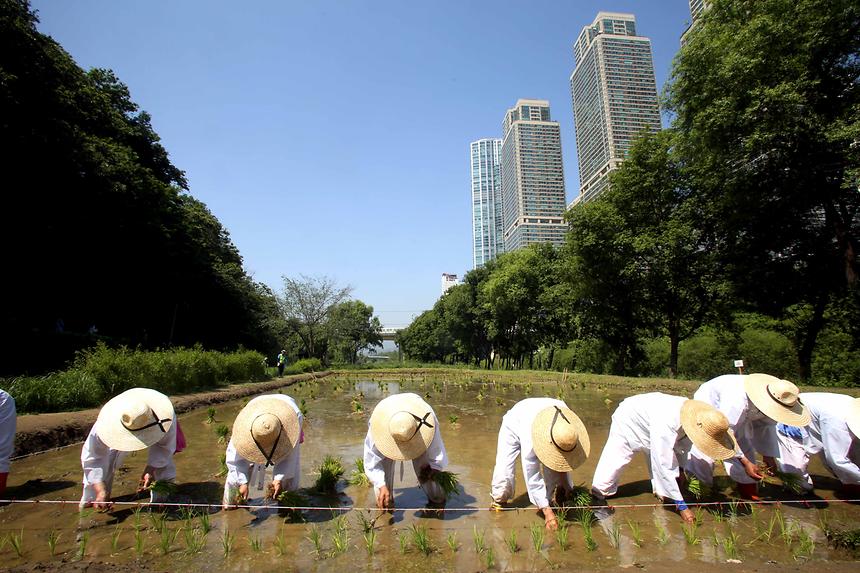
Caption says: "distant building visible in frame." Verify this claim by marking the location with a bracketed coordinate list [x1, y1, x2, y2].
[500, 99, 567, 251]
[470, 138, 504, 269]
[569, 12, 661, 206]
[441, 273, 458, 294]
[681, 0, 711, 44]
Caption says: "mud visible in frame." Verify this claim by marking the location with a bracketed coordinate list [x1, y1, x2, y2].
[11, 372, 333, 458]
[2, 373, 859, 571]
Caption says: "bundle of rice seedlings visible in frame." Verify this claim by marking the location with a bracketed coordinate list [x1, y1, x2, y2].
[314, 455, 345, 493]
[348, 458, 370, 487]
[775, 470, 806, 494]
[147, 480, 178, 496]
[431, 470, 460, 498]
[685, 474, 711, 499]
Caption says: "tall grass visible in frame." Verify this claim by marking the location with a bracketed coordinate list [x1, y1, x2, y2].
[6, 343, 268, 413]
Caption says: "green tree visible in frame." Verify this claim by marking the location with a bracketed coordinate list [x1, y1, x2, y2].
[278, 275, 353, 361]
[666, 0, 860, 378]
[328, 300, 382, 364]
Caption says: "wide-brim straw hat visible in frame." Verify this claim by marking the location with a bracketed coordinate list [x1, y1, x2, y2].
[531, 404, 590, 472]
[369, 393, 436, 461]
[681, 400, 739, 461]
[95, 388, 175, 452]
[744, 373, 810, 426]
[233, 396, 301, 465]
[847, 397, 860, 440]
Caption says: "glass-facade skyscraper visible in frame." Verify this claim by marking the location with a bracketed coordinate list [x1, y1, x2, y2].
[569, 12, 661, 206]
[500, 99, 567, 250]
[470, 138, 504, 269]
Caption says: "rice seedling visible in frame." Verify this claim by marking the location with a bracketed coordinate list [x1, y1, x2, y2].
[410, 523, 433, 556]
[398, 532, 409, 554]
[110, 525, 122, 552]
[351, 397, 363, 413]
[199, 512, 212, 534]
[215, 424, 230, 444]
[300, 398, 308, 416]
[693, 506, 704, 526]
[159, 526, 178, 555]
[627, 519, 643, 547]
[248, 533, 262, 553]
[448, 414, 459, 424]
[47, 529, 61, 556]
[348, 458, 370, 487]
[654, 520, 669, 546]
[133, 528, 145, 557]
[824, 525, 860, 550]
[331, 519, 349, 556]
[685, 474, 711, 500]
[431, 470, 460, 498]
[363, 529, 376, 556]
[147, 480, 178, 497]
[505, 529, 520, 553]
[722, 530, 740, 560]
[206, 407, 216, 424]
[484, 546, 496, 569]
[793, 527, 815, 560]
[582, 520, 598, 551]
[556, 522, 570, 551]
[273, 530, 288, 556]
[9, 529, 24, 557]
[473, 525, 487, 554]
[149, 511, 166, 533]
[307, 525, 324, 558]
[530, 522, 544, 553]
[183, 528, 206, 556]
[727, 501, 740, 522]
[314, 455, 345, 493]
[682, 522, 701, 545]
[476, 390, 484, 401]
[221, 528, 235, 559]
[76, 531, 88, 560]
[446, 531, 459, 553]
[608, 520, 622, 548]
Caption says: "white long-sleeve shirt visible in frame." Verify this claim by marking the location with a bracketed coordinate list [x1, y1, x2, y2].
[796, 392, 860, 485]
[81, 415, 177, 487]
[0, 390, 16, 474]
[495, 397, 571, 509]
[363, 395, 447, 489]
[607, 393, 693, 502]
[694, 374, 778, 460]
[225, 394, 303, 488]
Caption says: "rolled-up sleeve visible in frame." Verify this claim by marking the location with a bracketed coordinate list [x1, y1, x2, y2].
[0, 391, 16, 474]
[81, 429, 109, 486]
[363, 430, 388, 489]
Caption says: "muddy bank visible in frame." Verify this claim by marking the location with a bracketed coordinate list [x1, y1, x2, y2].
[12, 371, 332, 458]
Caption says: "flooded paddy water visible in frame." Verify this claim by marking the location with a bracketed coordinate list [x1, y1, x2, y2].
[2, 372, 859, 571]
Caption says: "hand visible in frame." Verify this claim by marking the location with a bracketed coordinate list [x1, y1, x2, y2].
[376, 485, 393, 510]
[542, 507, 559, 531]
[93, 481, 112, 511]
[238, 483, 249, 502]
[762, 456, 778, 475]
[741, 458, 764, 480]
[138, 466, 156, 492]
[680, 508, 695, 524]
[271, 481, 282, 500]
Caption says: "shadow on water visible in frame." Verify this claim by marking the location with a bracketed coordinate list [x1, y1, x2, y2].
[5, 478, 76, 499]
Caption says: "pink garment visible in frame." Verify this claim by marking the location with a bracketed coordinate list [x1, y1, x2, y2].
[174, 420, 187, 453]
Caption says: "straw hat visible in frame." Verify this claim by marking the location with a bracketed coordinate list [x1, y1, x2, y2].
[369, 393, 436, 461]
[232, 396, 301, 466]
[846, 397, 860, 440]
[531, 404, 590, 472]
[94, 388, 175, 452]
[744, 374, 810, 426]
[680, 400, 739, 461]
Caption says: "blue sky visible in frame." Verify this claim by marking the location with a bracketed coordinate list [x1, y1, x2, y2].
[31, 0, 692, 329]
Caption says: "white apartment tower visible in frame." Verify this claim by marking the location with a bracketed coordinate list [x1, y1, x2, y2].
[470, 138, 504, 269]
[500, 99, 567, 250]
[569, 13, 661, 205]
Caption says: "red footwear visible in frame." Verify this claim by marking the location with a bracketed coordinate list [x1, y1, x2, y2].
[737, 482, 760, 501]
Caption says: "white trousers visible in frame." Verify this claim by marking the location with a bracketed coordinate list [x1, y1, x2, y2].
[374, 457, 446, 504]
[686, 445, 755, 485]
[80, 453, 177, 508]
[775, 431, 815, 491]
[490, 421, 571, 505]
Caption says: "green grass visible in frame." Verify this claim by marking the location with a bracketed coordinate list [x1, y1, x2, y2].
[314, 455, 345, 493]
[5, 344, 268, 413]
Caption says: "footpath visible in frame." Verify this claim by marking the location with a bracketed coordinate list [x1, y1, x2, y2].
[12, 371, 333, 457]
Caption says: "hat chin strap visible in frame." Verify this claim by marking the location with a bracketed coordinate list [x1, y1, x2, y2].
[126, 408, 171, 434]
[251, 419, 283, 468]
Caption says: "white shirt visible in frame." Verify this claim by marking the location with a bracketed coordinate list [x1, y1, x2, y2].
[0, 390, 16, 474]
[797, 392, 860, 484]
[363, 394, 447, 489]
[225, 394, 303, 487]
[609, 393, 691, 502]
[497, 397, 571, 508]
[81, 415, 177, 486]
[694, 374, 777, 459]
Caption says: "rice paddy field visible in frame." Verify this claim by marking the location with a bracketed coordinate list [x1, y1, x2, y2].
[2, 372, 859, 572]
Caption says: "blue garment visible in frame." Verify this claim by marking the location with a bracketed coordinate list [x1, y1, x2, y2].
[777, 423, 804, 439]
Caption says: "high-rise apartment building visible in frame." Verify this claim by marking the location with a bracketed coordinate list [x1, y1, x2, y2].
[682, 0, 711, 43]
[441, 273, 458, 294]
[500, 99, 567, 250]
[569, 12, 661, 206]
[470, 138, 504, 269]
